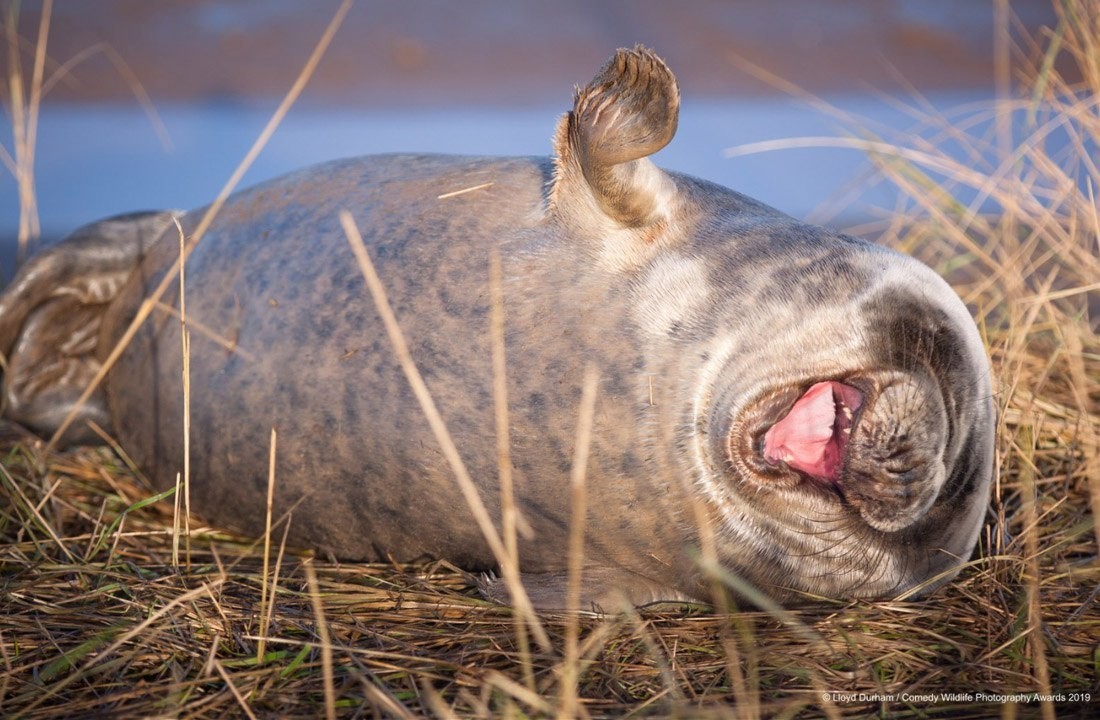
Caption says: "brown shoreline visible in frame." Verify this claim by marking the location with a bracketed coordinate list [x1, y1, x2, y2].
[8, 0, 1072, 108]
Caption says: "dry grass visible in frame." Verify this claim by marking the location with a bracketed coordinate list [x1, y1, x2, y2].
[1, 436, 1095, 718]
[2, 1, 1098, 718]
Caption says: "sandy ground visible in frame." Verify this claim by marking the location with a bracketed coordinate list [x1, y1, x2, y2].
[7, 0, 1069, 108]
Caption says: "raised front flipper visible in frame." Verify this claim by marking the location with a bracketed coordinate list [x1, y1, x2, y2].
[551, 45, 680, 232]
[0, 211, 179, 444]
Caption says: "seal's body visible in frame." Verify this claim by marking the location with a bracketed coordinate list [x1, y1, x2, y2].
[0, 48, 995, 608]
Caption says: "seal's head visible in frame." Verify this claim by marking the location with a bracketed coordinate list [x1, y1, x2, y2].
[552, 46, 995, 602]
[705, 250, 996, 600]
[636, 181, 998, 600]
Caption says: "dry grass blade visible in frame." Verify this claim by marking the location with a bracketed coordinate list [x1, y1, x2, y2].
[304, 560, 336, 720]
[42, 0, 354, 452]
[340, 209, 552, 652]
[3, 0, 50, 258]
[489, 248, 538, 691]
[257, 428, 277, 665]
[153, 300, 257, 360]
[559, 366, 599, 720]
[211, 655, 260, 720]
[177, 215, 192, 569]
[1017, 420, 1055, 720]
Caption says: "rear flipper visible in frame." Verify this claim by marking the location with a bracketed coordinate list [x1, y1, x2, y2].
[0, 211, 180, 445]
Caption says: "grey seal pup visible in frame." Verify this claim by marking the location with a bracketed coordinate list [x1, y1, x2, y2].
[0, 47, 994, 608]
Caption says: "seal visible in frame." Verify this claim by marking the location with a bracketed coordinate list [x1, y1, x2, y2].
[0, 47, 995, 608]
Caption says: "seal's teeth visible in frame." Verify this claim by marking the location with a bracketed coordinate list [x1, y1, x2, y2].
[842, 427, 851, 435]
[842, 406, 853, 420]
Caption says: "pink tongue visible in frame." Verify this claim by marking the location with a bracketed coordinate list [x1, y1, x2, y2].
[763, 381, 862, 482]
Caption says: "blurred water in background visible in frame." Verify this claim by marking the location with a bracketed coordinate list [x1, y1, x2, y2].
[0, 0, 1070, 277]
[3, 89, 1012, 279]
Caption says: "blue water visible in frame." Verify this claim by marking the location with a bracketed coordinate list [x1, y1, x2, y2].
[2, 91, 995, 256]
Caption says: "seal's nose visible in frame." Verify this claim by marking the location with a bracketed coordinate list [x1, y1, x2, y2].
[840, 372, 949, 532]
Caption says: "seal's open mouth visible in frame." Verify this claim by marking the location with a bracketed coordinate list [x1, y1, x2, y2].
[761, 381, 864, 483]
